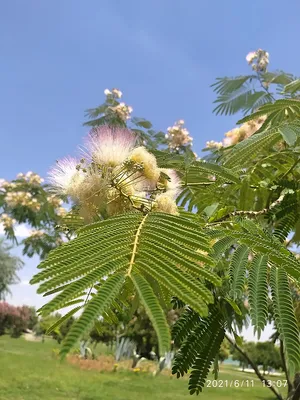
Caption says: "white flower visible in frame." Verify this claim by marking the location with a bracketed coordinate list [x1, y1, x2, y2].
[84, 126, 137, 167]
[206, 140, 223, 149]
[246, 51, 257, 64]
[48, 157, 84, 196]
[104, 89, 112, 96]
[112, 88, 122, 98]
[129, 147, 160, 182]
[159, 169, 181, 199]
[223, 137, 234, 147]
[0, 179, 9, 190]
[154, 194, 178, 215]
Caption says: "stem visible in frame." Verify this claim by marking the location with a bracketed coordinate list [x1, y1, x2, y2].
[292, 382, 300, 400]
[225, 333, 283, 400]
[281, 157, 300, 179]
[280, 339, 293, 393]
[257, 72, 276, 102]
[84, 286, 93, 305]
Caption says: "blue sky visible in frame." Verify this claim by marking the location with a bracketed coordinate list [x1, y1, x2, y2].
[1, 0, 299, 340]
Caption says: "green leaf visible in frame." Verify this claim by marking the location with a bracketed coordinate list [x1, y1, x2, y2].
[131, 117, 152, 129]
[211, 76, 255, 95]
[284, 79, 300, 94]
[188, 312, 225, 394]
[229, 245, 249, 299]
[248, 255, 268, 339]
[131, 272, 171, 355]
[223, 297, 242, 316]
[31, 212, 219, 357]
[60, 273, 124, 358]
[270, 267, 300, 376]
[46, 306, 82, 334]
[278, 124, 299, 146]
[233, 332, 243, 347]
[203, 203, 219, 218]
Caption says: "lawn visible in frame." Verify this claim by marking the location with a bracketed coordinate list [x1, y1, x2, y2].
[0, 336, 281, 400]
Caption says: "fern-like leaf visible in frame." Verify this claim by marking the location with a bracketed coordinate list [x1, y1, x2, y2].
[229, 245, 249, 299]
[46, 306, 82, 335]
[131, 271, 170, 354]
[188, 317, 225, 394]
[270, 267, 300, 376]
[248, 255, 268, 339]
[60, 273, 124, 358]
[172, 307, 201, 346]
[31, 212, 219, 356]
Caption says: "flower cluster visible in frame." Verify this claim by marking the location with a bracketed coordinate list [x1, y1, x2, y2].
[55, 207, 67, 217]
[104, 88, 123, 99]
[0, 213, 16, 229]
[206, 116, 266, 149]
[165, 120, 193, 151]
[0, 179, 10, 192]
[46, 194, 63, 208]
[103, 88, 133, 121]
[205, 140, 223, 150]
[109, 103, 133, 121]
[4, 191, 41, 211]
[48, 126, 181, 220]
[246, 49, 269, 72]
[223, 116, 266, 147]
[16, 171, 44, 185]
[28, 230, 45, 239]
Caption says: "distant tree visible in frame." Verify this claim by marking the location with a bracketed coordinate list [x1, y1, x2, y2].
[0, 239, 23, 300]
[232, 340, 282, 373]
[232, 342, 257, 371]
[34, 313, 74, 343]
[218, 339, 230, 363]
[255, 342, 282, 373]
[27, 306, 38, 330]
[0, 302, 31, 337]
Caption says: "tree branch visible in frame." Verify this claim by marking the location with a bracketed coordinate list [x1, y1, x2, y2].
[292, 382, 300, 400]
[225, 333, 283, 400]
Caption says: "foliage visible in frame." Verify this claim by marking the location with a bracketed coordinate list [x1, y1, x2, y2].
[31, 212, 219, 358]
[232, 340, 282, 372]
[0, 302, 32, 337]
[0, 173, 68, 260]
[2, 51, 300, 397]
[34, 313, 74, 343]
[0, 239, 23, 300]
[218, 339, 230, 363]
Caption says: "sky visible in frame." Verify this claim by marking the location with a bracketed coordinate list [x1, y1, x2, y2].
[1, 0, 300, 341]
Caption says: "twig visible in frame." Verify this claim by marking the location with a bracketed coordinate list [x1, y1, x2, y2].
[281, 157, 300, 179]
[292, 382, 300, 400]
[280, 339, 293, 393]
[215, 192, 286, 222]
[257, 72, 276, 102]
[225, 333, 283, 400]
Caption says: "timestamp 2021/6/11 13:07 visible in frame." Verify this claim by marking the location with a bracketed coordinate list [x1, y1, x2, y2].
[206, 379, 288, 388]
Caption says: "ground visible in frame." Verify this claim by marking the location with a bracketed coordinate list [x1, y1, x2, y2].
[0, 336, 285, 400]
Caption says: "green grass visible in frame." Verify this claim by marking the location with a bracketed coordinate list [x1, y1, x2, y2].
[0, 336, 281, 400]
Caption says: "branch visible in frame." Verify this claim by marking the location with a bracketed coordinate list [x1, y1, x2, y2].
[257, 71, 276, 102]
[281, 157, 300, 179]
[292, 382, 300, 400]
[216, 192, 286, 222]
[225, 333, 283, 400]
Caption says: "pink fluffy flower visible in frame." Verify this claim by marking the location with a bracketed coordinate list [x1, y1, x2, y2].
[48, 157, 84, 196]
[84, 126, 137, 167]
